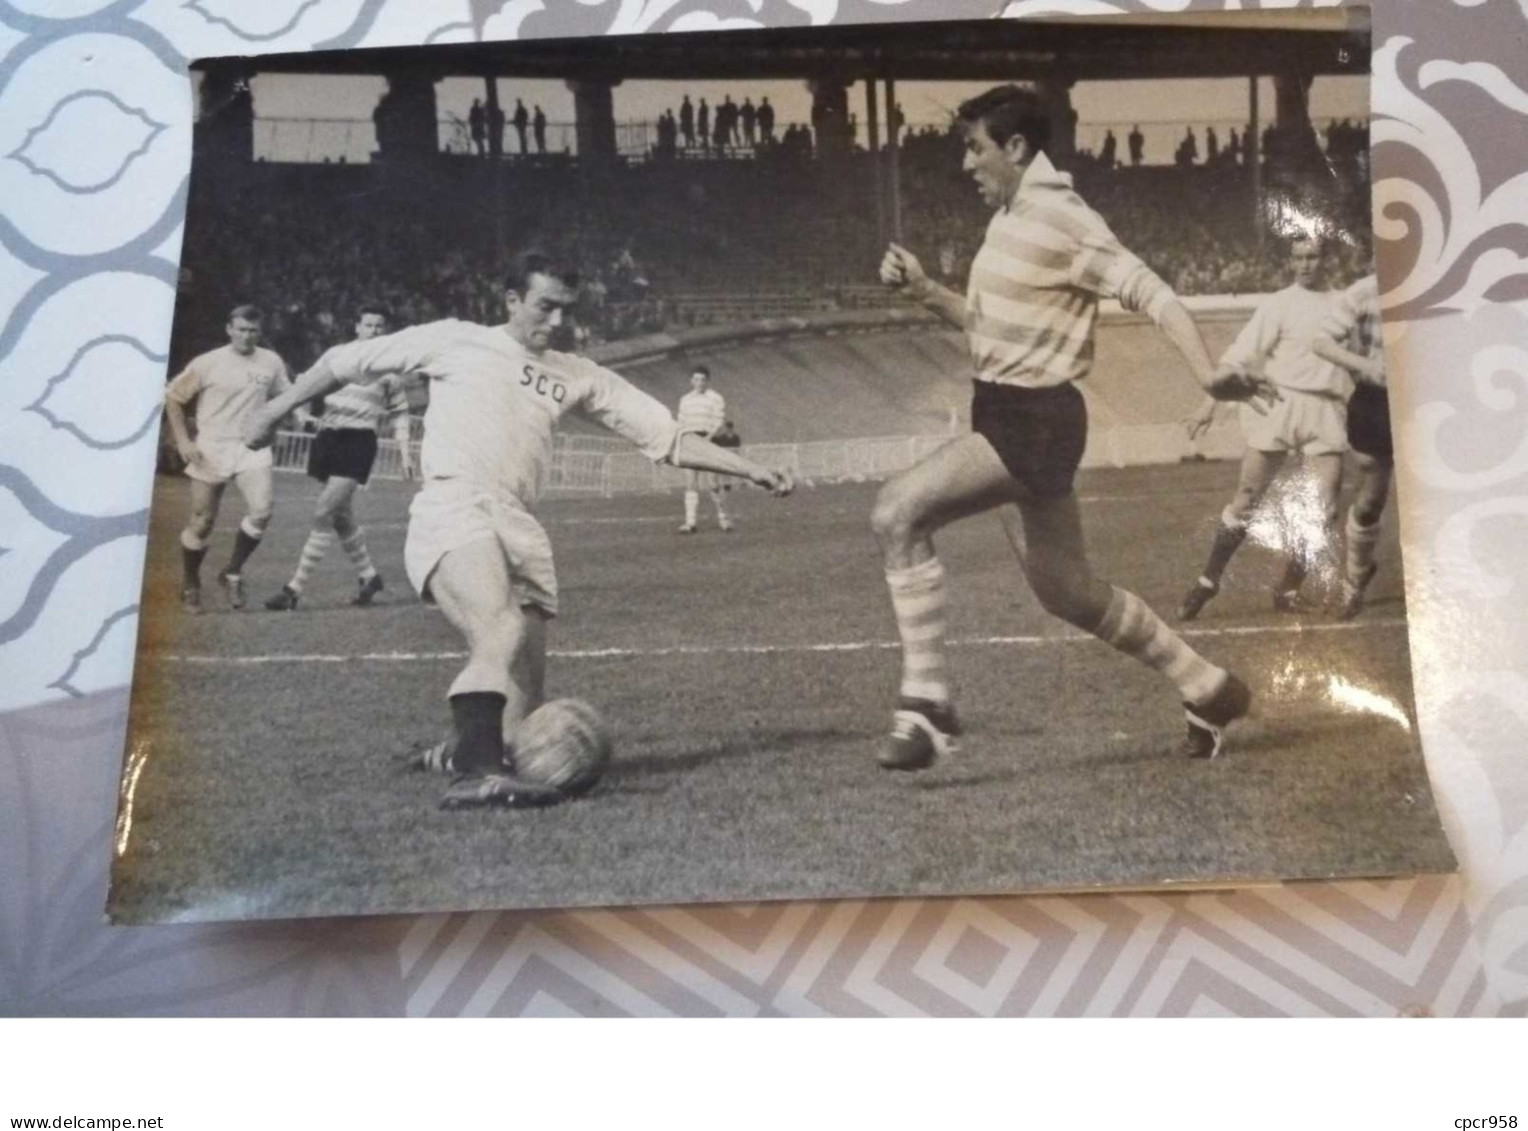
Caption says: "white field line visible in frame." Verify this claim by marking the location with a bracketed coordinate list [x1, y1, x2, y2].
[210, 489, 1221, 534]
[160, 618, 1406, 666]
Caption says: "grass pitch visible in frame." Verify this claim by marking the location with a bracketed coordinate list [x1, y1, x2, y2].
[110, 463, 1455, 922]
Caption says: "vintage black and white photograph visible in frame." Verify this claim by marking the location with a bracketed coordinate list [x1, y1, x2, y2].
[108, 10, 1456, 924]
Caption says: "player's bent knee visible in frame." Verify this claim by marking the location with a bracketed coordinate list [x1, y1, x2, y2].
[1029, 572, 1094, 626]
[243, 511, 272, 537]
[870, 485, 920, 546]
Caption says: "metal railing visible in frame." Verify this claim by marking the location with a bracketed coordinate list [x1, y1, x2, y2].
[268, 423, 1242, 497]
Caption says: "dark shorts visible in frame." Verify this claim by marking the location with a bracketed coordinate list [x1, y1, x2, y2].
[1346, 383, 1393, 461]
[971, 379, 1088, 499]
[307, 428, 379, 485]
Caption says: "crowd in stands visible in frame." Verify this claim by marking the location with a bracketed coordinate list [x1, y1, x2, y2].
[174, 116, 1372, 371]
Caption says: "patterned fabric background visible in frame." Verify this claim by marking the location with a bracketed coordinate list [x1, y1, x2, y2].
[1, 0, 1525, 1016]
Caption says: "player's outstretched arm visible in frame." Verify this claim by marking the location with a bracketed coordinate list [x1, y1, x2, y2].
[672, 432, 794, 496]
[1311, 334, 1384, 385]
[1157, 298, 1277, 411]
[881, 243, 965, 329]
[243, 363, 345, 450]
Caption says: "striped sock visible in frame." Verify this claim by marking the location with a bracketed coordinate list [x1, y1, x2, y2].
[340, 528, 377, 581]
[1346, 510, 1381, 582]
[886, 557, 951, 705]
[1095, 586, 1224, 705]
[289, 529, 336, 593]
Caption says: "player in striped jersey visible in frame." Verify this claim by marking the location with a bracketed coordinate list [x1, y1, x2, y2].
[1178, 238, 1351, 620]
[873, 84, 1275, 770]
[163, 304, 292, 613]
[264, 304, 415, 611]
[676, 366, 733, 533]
[1310, 273, 1389, 619]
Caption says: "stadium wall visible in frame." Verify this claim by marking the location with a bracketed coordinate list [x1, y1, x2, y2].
[269, 296, 1266, 495]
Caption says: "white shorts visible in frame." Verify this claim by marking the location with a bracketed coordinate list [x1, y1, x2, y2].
[1239, 390, 1348, 457]
[188, 439, 273, 484]
[405, 479, 558, 616]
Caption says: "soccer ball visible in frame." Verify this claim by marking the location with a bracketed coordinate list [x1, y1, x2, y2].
[511, 699, 612, 797]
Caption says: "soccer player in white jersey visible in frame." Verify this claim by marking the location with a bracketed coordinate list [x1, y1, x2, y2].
[873, 85, 1274, 770]
[676, 365, 732, 533]
[1310, 273, 1389, 619]
[244, 251, 794, 810]
[163, 304, 292, 613]
[1178, 238, 1350, 620]
[264, 303, 415, 612]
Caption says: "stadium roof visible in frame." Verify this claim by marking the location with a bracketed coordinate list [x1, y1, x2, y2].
[212, 15, 1368, 84]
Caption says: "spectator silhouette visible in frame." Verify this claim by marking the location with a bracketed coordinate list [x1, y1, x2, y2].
[680, 95, 695, 148]
[741, 97, 757, 147]
[468, 98, 486, 156]
[512, 99, 530, 154]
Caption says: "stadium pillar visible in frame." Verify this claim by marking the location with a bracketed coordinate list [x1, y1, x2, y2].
[1274, 69, 1321, 164]
[484, 76, 503, 158]
[866, 78, 884, 245]
[196, 61, 255, 164]
[885, 77, 902, 242]
[1248, 75, 1263, 246]
[807, 76, 853, 159]
[376, 71, 439, 162]
[1037, 72, 1076, 162]
[567, 78, 620, 162]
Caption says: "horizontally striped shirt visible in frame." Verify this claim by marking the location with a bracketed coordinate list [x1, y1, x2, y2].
[676, 388, 726, 437]
[1318, 274, 1385, 388]
[1222, 284, 1350, 398]
[313, 345, 411, 436]
[966, 151, 1177, 388]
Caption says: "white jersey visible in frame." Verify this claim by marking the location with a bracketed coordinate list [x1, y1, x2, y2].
[677, 388, 726, 437]
[165, 344, 290, 444]
[1221, 284, 1349, 398]
[312, 319, 679, 506]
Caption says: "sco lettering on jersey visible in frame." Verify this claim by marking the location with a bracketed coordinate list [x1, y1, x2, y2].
[522, 364, 567, 403]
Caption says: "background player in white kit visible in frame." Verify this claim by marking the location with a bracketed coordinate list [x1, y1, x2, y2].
[1311, 273, 1390, 620]
[1179, 237, 1349, 619]
[245, 251, 794, 810]
[264, 303, 415, 611]
[163, 304, 292, 613]
[676, 365, 732, 533]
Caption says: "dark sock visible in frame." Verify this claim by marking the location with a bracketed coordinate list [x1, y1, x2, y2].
[182, 545, 207, 590]
[1277, 555, 1308, 596]
[225, 529, 261, 576]
[1202, 521, 1247, 586]
[450, 692, 507, 774]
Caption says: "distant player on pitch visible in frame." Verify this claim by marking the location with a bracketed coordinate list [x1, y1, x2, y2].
[163, 304, 292, 613]
[265, 303, 415, 611]
[1178, 237, 1348, 620]
[1310, 273, 1389, 620]
[874, 84, 1275, 770]
[676, 365, 733, 533]
[244, 251, 794, 810]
